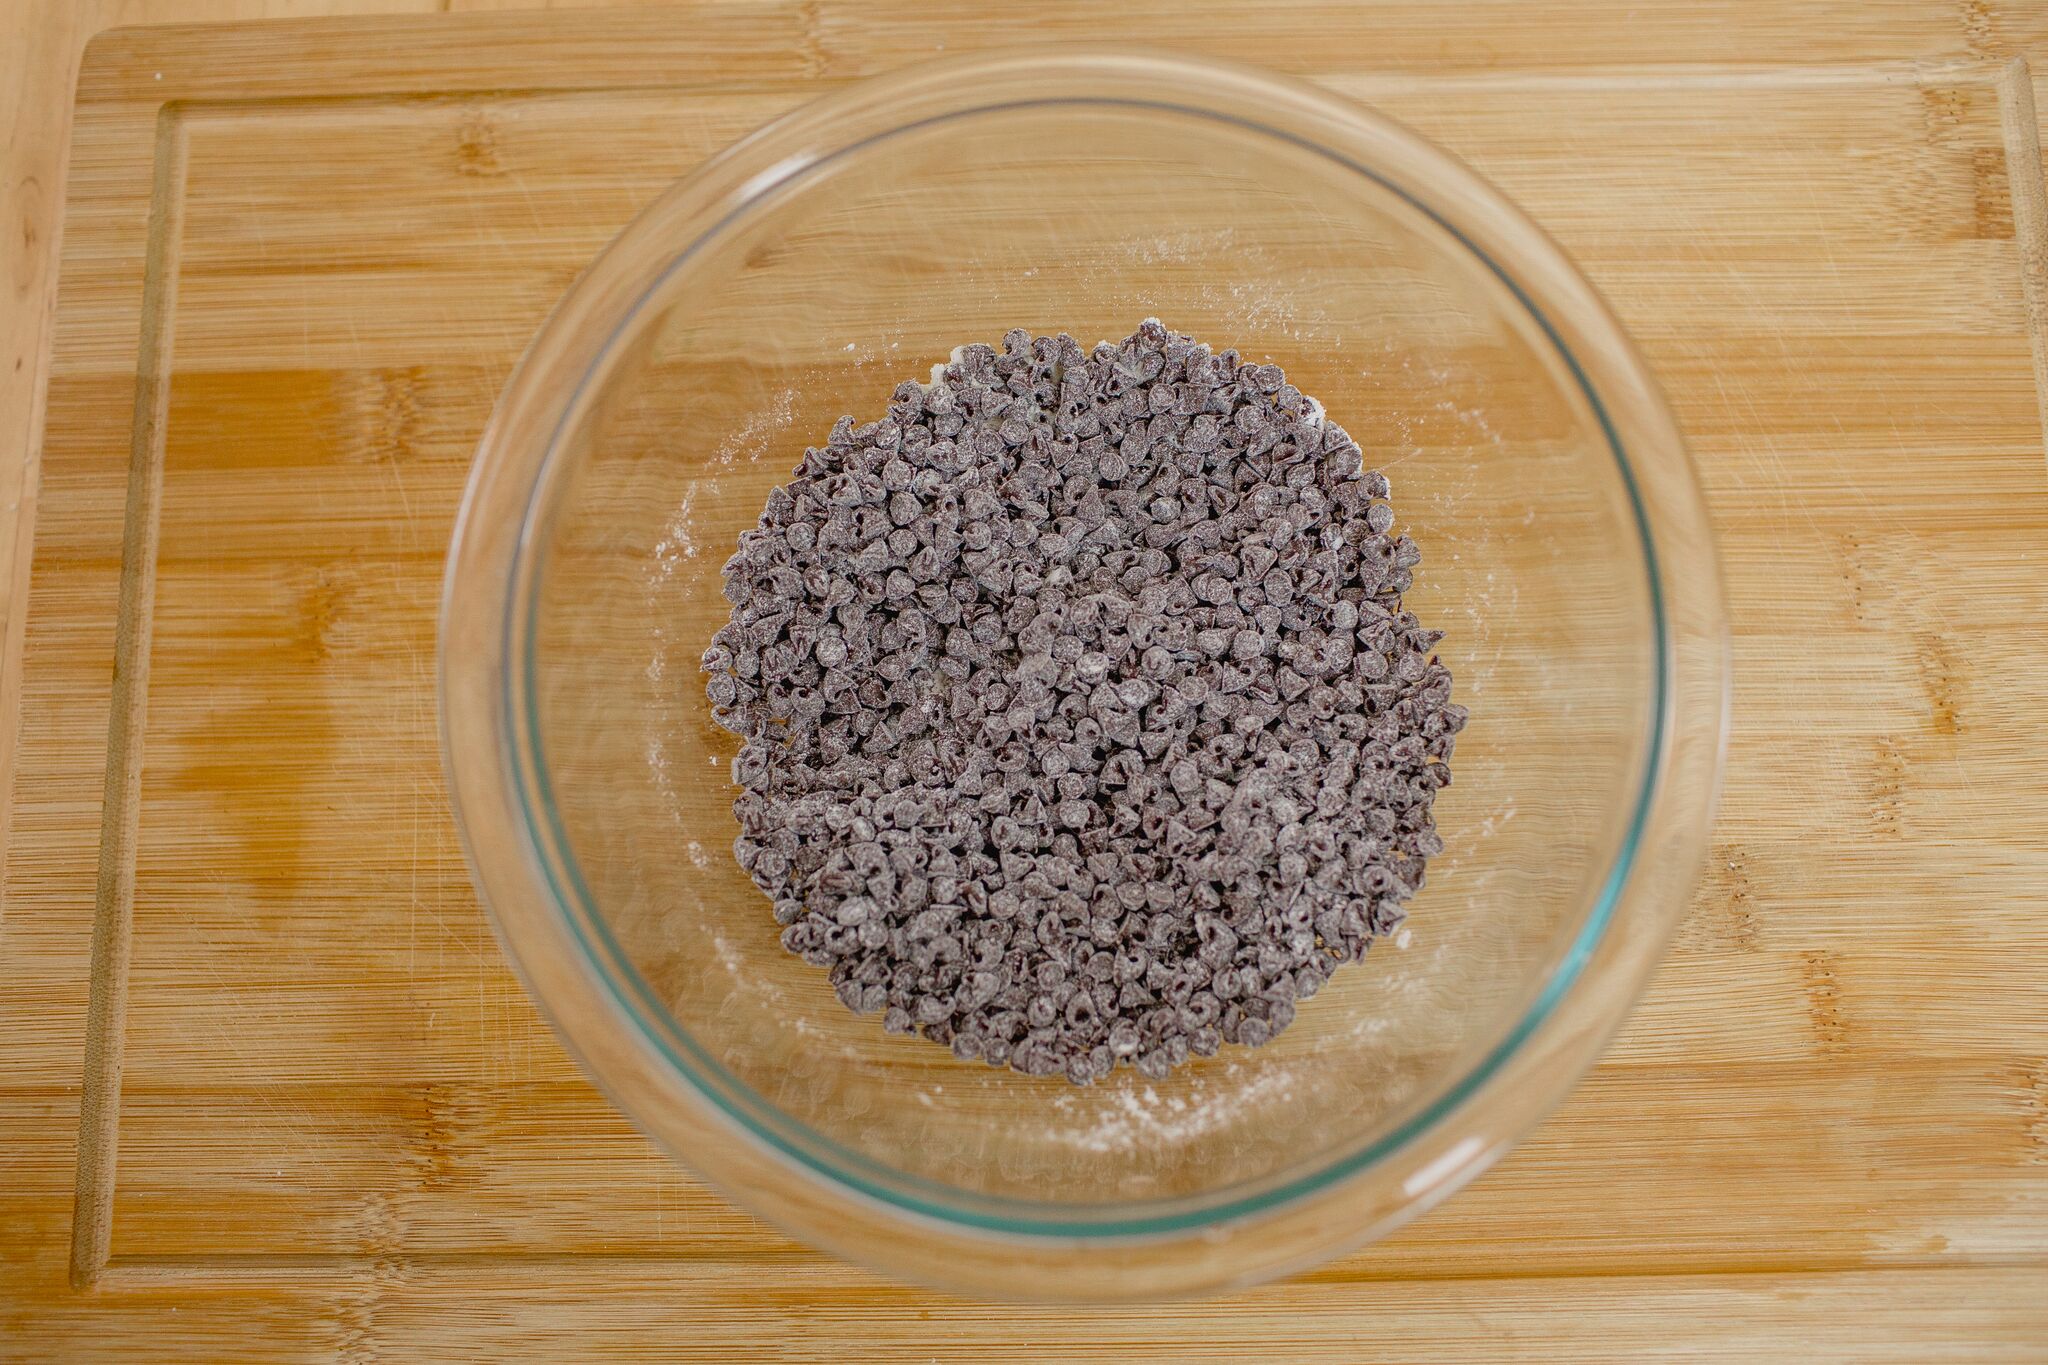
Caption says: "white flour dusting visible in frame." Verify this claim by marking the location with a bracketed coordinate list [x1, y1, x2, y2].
[1043, 1066, 1303, 1155]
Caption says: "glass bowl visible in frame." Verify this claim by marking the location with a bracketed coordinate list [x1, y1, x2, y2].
[440, 49, 1727, 1299]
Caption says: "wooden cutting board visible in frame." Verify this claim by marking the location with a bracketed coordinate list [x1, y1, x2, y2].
[5, 6, 2048, 1359]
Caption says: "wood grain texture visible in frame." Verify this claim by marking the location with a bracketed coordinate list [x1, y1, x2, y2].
[5, 4, 2048, 1360]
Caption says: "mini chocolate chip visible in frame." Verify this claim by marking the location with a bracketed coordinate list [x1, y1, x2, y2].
[706, 322, 1458, 1085]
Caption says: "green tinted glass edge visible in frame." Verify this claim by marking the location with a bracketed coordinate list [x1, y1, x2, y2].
[504, 95, 1670, 1240]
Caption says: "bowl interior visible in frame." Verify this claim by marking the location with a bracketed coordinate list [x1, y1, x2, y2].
[519, 99, 1659, 1219]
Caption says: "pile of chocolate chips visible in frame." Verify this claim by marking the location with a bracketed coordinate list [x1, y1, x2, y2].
[703, 322, 1464, 1085]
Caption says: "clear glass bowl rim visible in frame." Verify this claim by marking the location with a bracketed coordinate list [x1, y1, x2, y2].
[440, 45, 1729, 1287]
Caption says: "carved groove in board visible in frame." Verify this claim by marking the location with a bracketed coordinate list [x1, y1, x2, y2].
[85, 1248, 2048, 1290]
[1997, 57, 2048, 453]
[47, 59, 2048, 1292]
[70, 105, 189, 1292]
